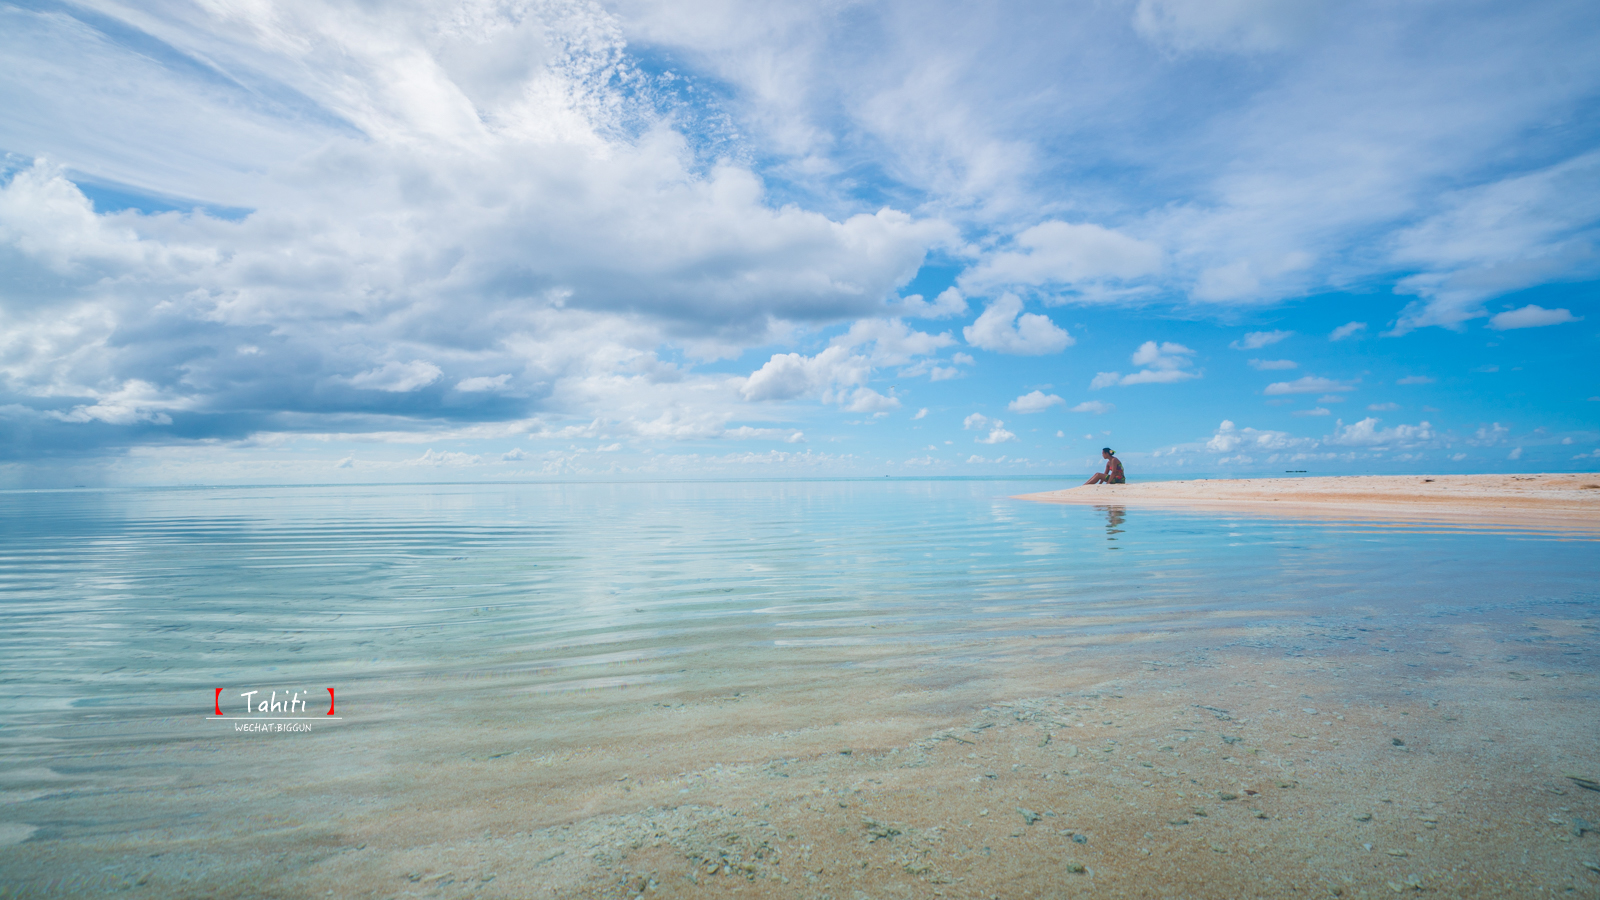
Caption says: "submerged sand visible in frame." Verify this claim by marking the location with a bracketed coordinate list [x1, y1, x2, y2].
[1015, 473, 1600, 533]
[2, 482, 1598, 898]
[4, 604, 1599, 898]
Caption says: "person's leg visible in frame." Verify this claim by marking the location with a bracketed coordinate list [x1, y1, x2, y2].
[1084, 473, 1106, 485]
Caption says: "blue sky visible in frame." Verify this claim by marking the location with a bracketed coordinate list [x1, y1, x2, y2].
[1, 0, 1597, 485]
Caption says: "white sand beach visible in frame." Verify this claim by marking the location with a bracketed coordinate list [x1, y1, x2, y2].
[1016, 473, 1600, 533]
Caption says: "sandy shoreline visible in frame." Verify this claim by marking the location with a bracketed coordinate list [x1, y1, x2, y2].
[1015, 473, 1600, 533]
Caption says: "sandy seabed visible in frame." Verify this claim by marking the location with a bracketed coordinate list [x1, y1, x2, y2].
[3, 475, 1599, 899]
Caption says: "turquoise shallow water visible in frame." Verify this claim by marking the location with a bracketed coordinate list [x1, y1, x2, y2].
[1, 480, 1593, 738]
[0, 479, 1596, 875]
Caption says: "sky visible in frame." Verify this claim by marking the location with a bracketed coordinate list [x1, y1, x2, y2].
[1, 0, 1597, 486]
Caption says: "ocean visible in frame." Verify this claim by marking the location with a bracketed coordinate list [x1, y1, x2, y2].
[1, 480, 1596, 897]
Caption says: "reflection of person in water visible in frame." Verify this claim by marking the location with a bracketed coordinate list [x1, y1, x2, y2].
[1083, 447, 1125, 485]
[1103, 505, 1126, 537]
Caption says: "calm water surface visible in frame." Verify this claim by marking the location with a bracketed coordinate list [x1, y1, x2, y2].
[0, 480, 1594, 810]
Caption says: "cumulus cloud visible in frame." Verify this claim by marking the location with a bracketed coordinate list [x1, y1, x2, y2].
[1204, 419, 1316, 453]
[1329, 322, 1367, 341]
[913, 407, 928, 419]
[963, 413, 991, 430]
[0, 1, 963, 462]
[842, 387, 901, 414]
[975, 421, 1018, 444]
[47, 379, 180, 425]
[1487, 304, 1582, 330]
[832, 318, 956, 366]
[1395, 375, 1435, 385]
[896, 287, 968, 319]
[1008, 390, 1064, 413]
[1326, 417, 1435, 446]
[1071, 400, 1114, 414]
[1470, 422, 1510, 445]
[1263, 375, 1354, 395]
[1094, 341, 1200, 387]
[1248, 358, 1297, 370]
[1231, 329, 1292, 350]
[740, 346, 870, 402]
[1292, 407, 1330, 416]
[962, 294, 1074, 354]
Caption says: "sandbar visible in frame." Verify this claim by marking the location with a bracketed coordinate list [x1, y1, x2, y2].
[1016, 473, 1600, 533]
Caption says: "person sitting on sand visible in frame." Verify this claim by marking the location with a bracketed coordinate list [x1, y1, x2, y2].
[1084, 448, 1125, 485]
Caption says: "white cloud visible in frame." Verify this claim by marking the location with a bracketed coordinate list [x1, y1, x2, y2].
[1292, 407, 1331, 417]
[831, 318, 955, 366]
[1451, 452, 1467, 461]
[1121, 368, 1198, 386]
[896, 287, 968, 319]
[913, 407, 928, 420]
[335, 456, 354, 468]
[1096, 341, 1201, 387]
[1231, 329, 1292, 350]
[1396, 375, 1435, 385]
[959, 221, 1162, 294]
[1368, 402, 1400, 411]
[1248, 358, 1297, 370]
[724, 426, 806, 442]
[1071, 400, 1114, 414]
[1390, 153, 1600, 333]
[1507, 446, 1524, 460]
[842, 387, 901, 414]
[1326, 418, 1435, 446]
[412, 449, 483, 467]
[6, 0, 1600, 476]
[1329, 322, 1367, 341]
[1471, 422, 1510, 445]
[348, 361, 442, 393]
[1204, 419, 1315, 453]
[456, 374, 512, 392]
[976, 422, 1018, 444]
[1487, 304, 1582, 330]
[1008, 390, 1064, 413]
[47, 379, 179, 425]
[962, 293, 1074, 355]
[1316, 394, 1345, 403]
[740, 346, 870, 402]
[963, 413, 990, 430]
[1264, 375, 1354, 395]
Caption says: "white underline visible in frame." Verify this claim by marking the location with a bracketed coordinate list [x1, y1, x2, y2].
[209, 717, 343, 720]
